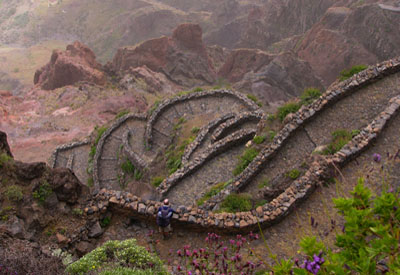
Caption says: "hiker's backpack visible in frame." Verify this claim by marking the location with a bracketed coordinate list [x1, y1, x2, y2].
[157, 207, 171, 226]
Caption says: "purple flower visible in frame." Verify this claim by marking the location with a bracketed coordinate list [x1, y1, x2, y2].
[301, 252, 325, 274]
[373, 153, 381, 162]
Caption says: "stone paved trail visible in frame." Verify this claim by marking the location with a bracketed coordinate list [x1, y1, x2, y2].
[166, 145, 247, 207]
[242, 72, 400, 197]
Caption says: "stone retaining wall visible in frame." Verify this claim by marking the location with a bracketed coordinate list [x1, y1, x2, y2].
[182, 113, 236, 166]
[211, 111, 264, 143]
[50, 140, 90, 168]
[145, 89, 261, 148]
[157, 128, 257, 196]
[93, 114, 147, 190]
[201, 57, 400, 210]
[122, 130, 148, 170]
[85, 93, 400, 232]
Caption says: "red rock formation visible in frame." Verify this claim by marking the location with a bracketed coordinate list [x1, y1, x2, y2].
[34, 41, 106, 90]
[111, 23, 216, 87]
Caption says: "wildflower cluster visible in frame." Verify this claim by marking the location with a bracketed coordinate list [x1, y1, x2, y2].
[173, 232, 262, 274]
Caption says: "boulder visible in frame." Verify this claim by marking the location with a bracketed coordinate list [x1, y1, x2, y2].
[34, 41, 106, 90]
[50, 168, 86, 204]
[0, 131, 12, 157]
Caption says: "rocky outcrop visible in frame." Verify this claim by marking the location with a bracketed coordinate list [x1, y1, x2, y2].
[0, 131, 12, 157]
[219, 50, 323, 105]
[110, 24, 217, 87]
[50, 167, 85, 204]
[34, 41, 107, 90]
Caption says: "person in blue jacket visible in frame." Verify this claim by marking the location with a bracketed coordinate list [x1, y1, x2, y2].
[156, 199, 177, 239]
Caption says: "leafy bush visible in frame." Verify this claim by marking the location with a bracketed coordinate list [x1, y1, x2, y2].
[322, 129, 353, 155]
[197, 181, 231, 206]
[268, 130, 277, 141]
[220, 193, 252, 212]
[0, 153, 12, 168]
[269, 178, 400, 274]
[100, 216, 111, 228]
[65, 239, 167, 275]
[148, 100, 161, 116]
[233, 148, 259, 176]
[286, 169, 301, 180]
[95, 126, 108, 145]
[32, 181, 53, 203]
[253, 135, 266, 145]
[300, 88, 322, 105]
[165, 136, 194, 175]
[277, 102, 301, 122]
[72, 208, 83, 216]
[5, 185, 23, 202]
[339, 65, 367, 81]
[151, 177, 164, 188]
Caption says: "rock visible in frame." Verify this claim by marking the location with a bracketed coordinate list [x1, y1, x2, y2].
[138, 203, 146, 214]
[14, 161, 47, 181]
[56, 233, 68, 244]
[44, 192, 59, 208]
[0, 131, 12, 157]
[8, 217, 25, 239]
[34, 41, 106, 90]
[88, 222, 103, 238]
[75, 241, 93, 257]
[50, 167, 86, 204]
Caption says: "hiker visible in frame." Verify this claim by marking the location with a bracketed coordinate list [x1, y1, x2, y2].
[156, 199, 177, 239]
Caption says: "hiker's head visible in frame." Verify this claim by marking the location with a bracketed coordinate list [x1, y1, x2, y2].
[163, 199, 169, 205]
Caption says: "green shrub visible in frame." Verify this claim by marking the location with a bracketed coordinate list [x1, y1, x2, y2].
[268, 130, 277, 141]
[339, 65, 367, 81]
[300, 88, 322, 105]
[32, 181, 53, 203]
[286, 169, 301, 180]
[100, 216, 111, 228]
[257, 178, 270, 189]
[148, 100, 161, 116]
[269, 179, 400, 274]
[72, 208, 83, 216]
[65, 239, 167, 275]
[220, 193, 252, 213]
[99, 267, 159, 275]
[322, 129, 353, 155]
[197, 181, 231, 206]
[115, 110, 130, 119]
[0, 153, 12, 168]
[267, 114, 276, 121]
[165, 136, 194, 175]
[191, 127, 200, 134]
[277, 102, 301, 122]
[5, 185, 23, 202]
[247, 94, 262, 107]
[151, 177, 164, 188]
[253, 135, 266, 145]
[233, 148, 259, 176]
[94, 126, 108, 145]
[255, 199, 267, 208]
[121, 159, 142, 180]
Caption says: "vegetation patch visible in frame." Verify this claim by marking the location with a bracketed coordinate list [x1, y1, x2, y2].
[114, 109, 130, 120]
[257, 178, 270, 189]
[219, 193, 252, 213]
[247, 94, 262, 107]
[176, 87, 204, 97]
[121, 159, 142, 181]
[191, 126, 200, 134]
[233, 148, 259, 176]
[253, 135, 266, 145]
[0, 153, 12, 168]
[300, 88, 322, 105]
[286, 169, 301, 180]
[32, 181, 53, 203]
[339, 65, 367, 81]
[197, 180, 232, 206]
[322, 129, 357, 155]
[277, 102, 301, 122]
[148, 100, 161, 116]
[5, 185, 23, 202]
[151, 176, 164, 188]
[65, 239, 167, 275]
